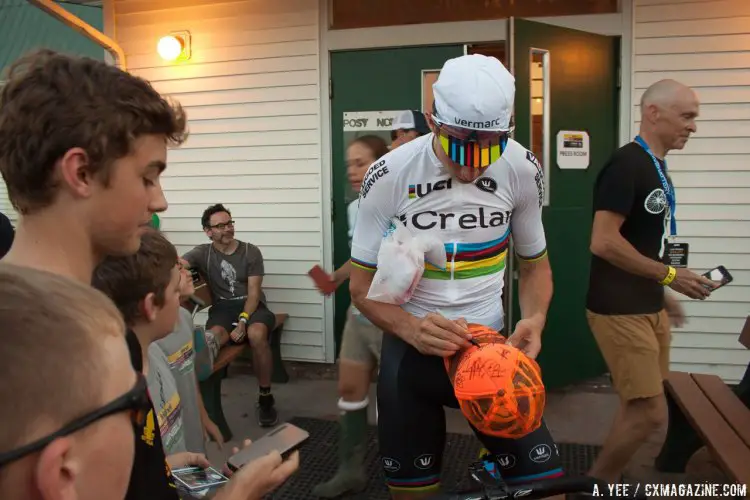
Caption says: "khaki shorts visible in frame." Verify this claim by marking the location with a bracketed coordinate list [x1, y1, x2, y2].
[340, 306, 383, 366]
[586, 309, 671, 401]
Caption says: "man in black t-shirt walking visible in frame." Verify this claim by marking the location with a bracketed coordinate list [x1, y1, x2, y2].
[585, 79, 717, 483]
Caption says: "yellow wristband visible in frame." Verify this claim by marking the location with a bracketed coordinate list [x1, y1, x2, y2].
[239, 312, 250, 320]
[659, 266, 677, 286]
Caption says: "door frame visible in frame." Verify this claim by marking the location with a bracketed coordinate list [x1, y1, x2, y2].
[317, 0, 634, 362]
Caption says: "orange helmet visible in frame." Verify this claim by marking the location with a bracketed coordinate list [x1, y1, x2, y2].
[444, 324, 546, 439]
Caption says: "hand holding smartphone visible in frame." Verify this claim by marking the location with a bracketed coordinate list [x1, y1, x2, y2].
[214, 445, 300, 500]
[226, 423, 309, 472]
[702, 265, 733, 290]
[308, 265, 337, 295]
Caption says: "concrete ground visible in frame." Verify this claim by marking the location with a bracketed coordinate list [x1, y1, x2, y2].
[204, 366, 688, 487]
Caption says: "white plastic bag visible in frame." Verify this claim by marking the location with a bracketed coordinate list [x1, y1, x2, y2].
[366, 223, 447, 305]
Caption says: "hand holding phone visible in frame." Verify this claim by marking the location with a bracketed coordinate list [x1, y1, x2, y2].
[226, 423, 309, 472]
[669, 267, 717, 300]
[308, 265, 337, 295]
[702, 265, 733, 290]
[214, 449, 299, 500]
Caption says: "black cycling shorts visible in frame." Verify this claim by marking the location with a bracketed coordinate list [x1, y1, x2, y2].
[206, 299, 276, 337]
[377, 333, 564, 493]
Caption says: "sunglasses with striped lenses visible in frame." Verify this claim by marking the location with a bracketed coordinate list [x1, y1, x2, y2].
[437, 127, 509, 169]
[0, 374, 150, 467]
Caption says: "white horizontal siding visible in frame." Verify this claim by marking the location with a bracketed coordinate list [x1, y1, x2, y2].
[634, 0, 750, 383]
[114, 0, 324, 362]
[0, 184, 11, 220]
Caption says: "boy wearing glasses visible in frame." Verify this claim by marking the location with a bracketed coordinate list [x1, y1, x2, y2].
[183, 203, 279, 427]
[349, 54, 564, 499]
[0, 264, 149, 500]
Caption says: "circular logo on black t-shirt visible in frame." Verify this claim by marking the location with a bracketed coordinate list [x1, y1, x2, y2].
[644, 188, 667, 214]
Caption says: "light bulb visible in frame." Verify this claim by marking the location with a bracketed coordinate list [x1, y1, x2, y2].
[157, 35, 183, 62]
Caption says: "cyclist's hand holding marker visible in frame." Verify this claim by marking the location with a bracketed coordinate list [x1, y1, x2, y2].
[408, 309, 476, 357]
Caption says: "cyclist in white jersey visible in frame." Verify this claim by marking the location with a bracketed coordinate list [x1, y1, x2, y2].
[349, 54, 563, 500]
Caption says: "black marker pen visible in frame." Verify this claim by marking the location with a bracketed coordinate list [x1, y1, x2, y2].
[436, 309, 479, 347]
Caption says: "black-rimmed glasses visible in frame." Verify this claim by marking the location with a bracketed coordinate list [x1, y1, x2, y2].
[0, 374, 151, 467]
[210, 220, 235, 230]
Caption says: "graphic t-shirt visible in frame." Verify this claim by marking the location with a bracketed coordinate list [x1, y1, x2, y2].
[183, 241, 266, 304]
[586, 142, 672, 315]
[147, 343, 187, 456]
[125, 329, 179, 500]
[155, 307, 205, 454]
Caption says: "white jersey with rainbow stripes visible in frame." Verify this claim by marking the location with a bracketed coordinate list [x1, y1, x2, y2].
[350, 133, 547, 331]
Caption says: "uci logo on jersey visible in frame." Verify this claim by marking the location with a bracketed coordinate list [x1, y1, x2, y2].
[408, 178, 452, 199]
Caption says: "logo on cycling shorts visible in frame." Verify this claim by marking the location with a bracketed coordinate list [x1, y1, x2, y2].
[414, 453, 435, 470]
[382, 457, 401, 472]
[529, 444, 552, 463]
[496, 453, 517, 470]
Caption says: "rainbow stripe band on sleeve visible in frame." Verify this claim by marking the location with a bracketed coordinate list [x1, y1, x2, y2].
[517, 248, 548, 263]
[386, 475, 441, 492]
[351, 258, 377, 272]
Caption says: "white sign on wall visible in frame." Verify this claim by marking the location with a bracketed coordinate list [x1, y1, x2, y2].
[556, 130, 590, 170]
[343, 110, 402, 132]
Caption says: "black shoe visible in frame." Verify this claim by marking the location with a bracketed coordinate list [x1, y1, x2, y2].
[257, 394, 278, 427]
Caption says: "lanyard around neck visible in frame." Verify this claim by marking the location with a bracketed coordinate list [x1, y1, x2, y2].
[634, 135, 676, 237]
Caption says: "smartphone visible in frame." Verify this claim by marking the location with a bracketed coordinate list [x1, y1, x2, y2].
[226, 423, 309, 472]
[308, 264, 337, 295]
[702, 265, 733, 290]
[173, 466, 228, 492]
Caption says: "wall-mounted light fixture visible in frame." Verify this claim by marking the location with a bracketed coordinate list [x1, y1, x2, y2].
[157, 31, 191, 62]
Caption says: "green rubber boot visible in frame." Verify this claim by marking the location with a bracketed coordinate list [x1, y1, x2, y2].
[312, 404, 368, 498]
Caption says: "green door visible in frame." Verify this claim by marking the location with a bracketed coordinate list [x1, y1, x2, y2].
[330, 45, 465, 356]
[510, 18, 619, 389]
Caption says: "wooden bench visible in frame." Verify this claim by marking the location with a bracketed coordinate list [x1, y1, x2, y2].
[655, 316, 750, 487]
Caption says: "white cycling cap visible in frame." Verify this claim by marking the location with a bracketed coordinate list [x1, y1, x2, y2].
[432, 54, 515, 132]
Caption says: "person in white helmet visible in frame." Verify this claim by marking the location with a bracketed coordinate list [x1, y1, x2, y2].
[349, 54, 564, 500]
